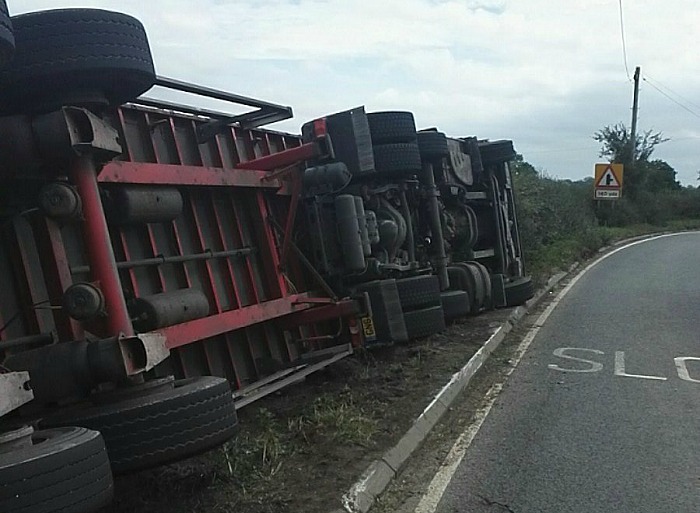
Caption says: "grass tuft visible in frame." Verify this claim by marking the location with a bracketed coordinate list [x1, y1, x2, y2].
[289, 388, 378, 448]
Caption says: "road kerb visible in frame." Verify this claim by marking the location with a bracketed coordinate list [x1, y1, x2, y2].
[342, 460, 396, 513]
[382, 406, 444, 473]
[338, 271, 570, 513]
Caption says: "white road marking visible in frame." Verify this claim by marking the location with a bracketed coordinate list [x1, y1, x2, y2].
[674, 357, 700, 383]
[413, 382, 503, 513]
[413, 310, 547, 513]
[411, 233, 690, 513]
[548, 347, 604, 373]
[614, 351, 667, 381]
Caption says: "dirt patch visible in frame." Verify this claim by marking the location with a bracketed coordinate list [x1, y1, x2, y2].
[102, 308, 512, 513]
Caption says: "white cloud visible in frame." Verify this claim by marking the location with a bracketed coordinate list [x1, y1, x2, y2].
[8, 0, 700, 183]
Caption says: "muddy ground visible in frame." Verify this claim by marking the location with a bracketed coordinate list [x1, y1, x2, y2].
[102, 304, 518, 513]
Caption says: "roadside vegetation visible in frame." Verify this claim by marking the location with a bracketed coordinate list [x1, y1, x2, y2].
[513, 122, 700, 285]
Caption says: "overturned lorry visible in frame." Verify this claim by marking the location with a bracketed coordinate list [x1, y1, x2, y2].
[0, 4, 532, 513]
[301, 108, 532, 345]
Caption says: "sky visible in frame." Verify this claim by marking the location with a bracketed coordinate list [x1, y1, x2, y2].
[9, 0, 700, 184]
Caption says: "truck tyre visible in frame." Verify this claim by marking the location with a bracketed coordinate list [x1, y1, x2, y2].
[447, 265, 469, 291]
[367, 111, 417, 144]
[417, 131, 449, 160]
[0, 8, 156, 114]
[396, 275, 441, 310]
[41, 376, 238, 475]
[0, 427, 113, 513]
[0, 0, 13, 69]
[504, 276, 534, 307]
[403, 305, 446, 340]
[372, 143, 422, 175]
[455, 262, 484, 314]
[447, 265, 476, 312]
[477, 140, 517, 166]
[469, 261, 493, 310]
[440, 290, 470, 320]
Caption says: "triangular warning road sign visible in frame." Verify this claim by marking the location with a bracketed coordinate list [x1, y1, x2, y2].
[596, 166, 621, 188]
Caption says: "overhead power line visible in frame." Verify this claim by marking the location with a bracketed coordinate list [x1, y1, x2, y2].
[618, 0, 632, 81]
[643, 74, 700, 113]
[642, 76, 700, 121]
[526, 146, 600, 155]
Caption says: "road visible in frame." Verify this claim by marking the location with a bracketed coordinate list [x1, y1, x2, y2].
[434, 233, 700, 512]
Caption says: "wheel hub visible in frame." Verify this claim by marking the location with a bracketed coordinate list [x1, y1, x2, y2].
[90, 376, 175, 405]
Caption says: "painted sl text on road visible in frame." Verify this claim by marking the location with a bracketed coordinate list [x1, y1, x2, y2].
[548, 347, 700, 383]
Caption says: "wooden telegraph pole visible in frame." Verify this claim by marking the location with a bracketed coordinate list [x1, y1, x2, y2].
[630, 66, 641, 163]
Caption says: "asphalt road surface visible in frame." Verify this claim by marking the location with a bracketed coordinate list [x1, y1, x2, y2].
[436, 233, 700, 513]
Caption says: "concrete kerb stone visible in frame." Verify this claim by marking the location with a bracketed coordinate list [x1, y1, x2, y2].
[342, 460, 396, 513]
[433, 323, 510, 410]
[382, 405, 444, 473]
[337, 270, 571, 513]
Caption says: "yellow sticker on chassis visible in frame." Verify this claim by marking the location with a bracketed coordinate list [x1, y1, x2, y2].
[361, 316, 376, 337]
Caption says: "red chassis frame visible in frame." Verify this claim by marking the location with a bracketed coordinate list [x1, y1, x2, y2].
[0, 102, 361, 405]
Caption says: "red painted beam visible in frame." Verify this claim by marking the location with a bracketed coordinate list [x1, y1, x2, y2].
[279, 299, 360, 329]
[236, 141, 318, 171]
[70, 156, 134, 337]
[158, 294, 314, 349]
[98, 161, 282, 189]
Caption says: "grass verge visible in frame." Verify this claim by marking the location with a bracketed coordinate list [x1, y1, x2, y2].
[212, 389, 379, 503]
[526, 218, 700, 286]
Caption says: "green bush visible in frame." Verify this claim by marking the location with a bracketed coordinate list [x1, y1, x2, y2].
[511, 161, 700, 284]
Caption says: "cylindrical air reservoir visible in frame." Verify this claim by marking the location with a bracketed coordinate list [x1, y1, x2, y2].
[353, 196, 371, 256]
[105, 186, 183, 225]
[130, 288, 210, 332]
[334, 194, 366, 272]
[303, 162, 351, 191]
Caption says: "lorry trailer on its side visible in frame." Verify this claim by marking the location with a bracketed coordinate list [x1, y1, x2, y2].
[0, 4, 533, 512]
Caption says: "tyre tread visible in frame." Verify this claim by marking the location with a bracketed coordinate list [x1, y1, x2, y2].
[367, 111, 417, 144]
[0, 427, 113, 513]
[0, 8, 155, 113]
[417, 131, 449, 159]
[396, 275, 441, 310]
[42, 377, 238, 474]
[372, 143, 422, 174]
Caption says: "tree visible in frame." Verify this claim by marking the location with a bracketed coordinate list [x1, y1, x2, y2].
[644, 159, 680, 191]
[593, 123, 673, 199]
[510, 154, 538, 177]
[593, 123, 668, 166]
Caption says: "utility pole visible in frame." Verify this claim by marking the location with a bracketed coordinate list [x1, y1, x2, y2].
[630, 66, 641, 164]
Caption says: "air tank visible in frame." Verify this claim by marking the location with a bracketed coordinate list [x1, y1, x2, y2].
[334, 194, 366, 272]
[354, 196, 371, 256]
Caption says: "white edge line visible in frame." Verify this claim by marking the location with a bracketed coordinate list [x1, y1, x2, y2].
[412, 233, 683, 513]
[421, 326, 505, 416]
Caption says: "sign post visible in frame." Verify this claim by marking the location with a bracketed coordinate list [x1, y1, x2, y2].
[594, 163, 624, 200]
